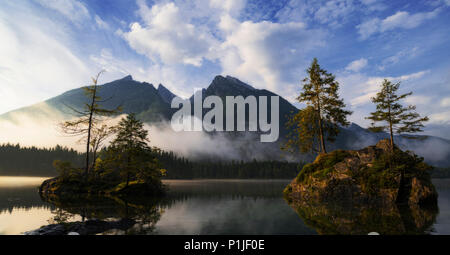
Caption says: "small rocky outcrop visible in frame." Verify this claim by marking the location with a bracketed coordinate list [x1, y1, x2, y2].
[24, 218, 136, 235]
[284, 139, 438, 207]
[39, 177, 165, 199]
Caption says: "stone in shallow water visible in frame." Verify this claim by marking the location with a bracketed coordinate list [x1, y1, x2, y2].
[24, 224, 66, 235]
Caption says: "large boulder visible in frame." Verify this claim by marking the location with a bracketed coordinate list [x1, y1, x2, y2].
[284, 139, 438, 207]
[39, 176, 166, 200]
[24, 218, 136, 235]
[284, 139, 439, 234]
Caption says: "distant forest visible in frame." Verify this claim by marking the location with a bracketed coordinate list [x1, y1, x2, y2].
[0, 143, 302, 179]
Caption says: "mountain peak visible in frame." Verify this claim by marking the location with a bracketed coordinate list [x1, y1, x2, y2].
[210, 75, 255, 91]
[157, 84, 177, 104]
[120, 75, 133, 81]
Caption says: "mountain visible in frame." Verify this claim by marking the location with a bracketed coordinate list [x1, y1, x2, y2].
[1, 75, 449, 167]
[1, 75, 173, 123]
[157, 84, 177, 104]
[188, 75, 298, 138]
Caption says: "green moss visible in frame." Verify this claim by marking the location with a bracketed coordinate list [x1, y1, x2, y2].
[296, 163, 315, 183]
[295, 150, 350, 183]
[283, 185, 293, 195]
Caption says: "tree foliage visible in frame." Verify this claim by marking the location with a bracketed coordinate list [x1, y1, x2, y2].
[59, 71, 120, 176]
[99, 114, 164, 187]
[0, 143, 84, 176]
[285, 58, 352, 154]
[284, 106, 320, 154]
[366, 79, 429, 150]
[0, 143, 300, 179]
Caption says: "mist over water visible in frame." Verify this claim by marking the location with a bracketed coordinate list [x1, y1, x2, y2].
[146, 121, 295, 161]
[347, 130, 450, 167]
[0, 106, 448, 164]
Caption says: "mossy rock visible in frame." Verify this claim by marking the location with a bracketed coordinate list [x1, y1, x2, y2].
[39, 176, 166, 201]
[285, 139, 438, 207]
[110, 180, 166, 196]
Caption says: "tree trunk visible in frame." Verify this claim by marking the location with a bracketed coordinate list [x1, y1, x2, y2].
[387, 98, 394, 153]
[389, 122, 394, 153]
[85, 84, 97, 178]
[91, 148, 97, 172]
[318, 116, 326, 154]
[126, 153, 131, 188]
[316, 95, 326, 154]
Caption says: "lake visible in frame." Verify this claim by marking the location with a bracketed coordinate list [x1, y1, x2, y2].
[1, 177, 450, 235]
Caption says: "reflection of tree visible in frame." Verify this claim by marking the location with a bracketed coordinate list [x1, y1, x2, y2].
[48, 208, 73, 225]
[0, 186, 54, 214]
[287, 199, 438, 235]
[42, 195, 164, 235]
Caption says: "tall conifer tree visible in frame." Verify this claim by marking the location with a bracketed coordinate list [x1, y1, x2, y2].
[366, 79, 429, 151]
[286, 58, 352, 154]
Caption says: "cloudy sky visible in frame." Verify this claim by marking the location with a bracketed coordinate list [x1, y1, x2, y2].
[0, 0, 449, 138]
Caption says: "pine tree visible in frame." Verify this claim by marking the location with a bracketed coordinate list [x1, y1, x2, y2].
[286, 58, 352, 154]
[366, 79, 429, 151]
[59, 71, 120, 177]
[284, 106, 321, 154]
[107, 113, 159, 187]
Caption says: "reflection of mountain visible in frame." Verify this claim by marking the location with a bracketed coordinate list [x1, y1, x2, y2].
[287, 199, 438, 235]
[1, 75, 449, 166]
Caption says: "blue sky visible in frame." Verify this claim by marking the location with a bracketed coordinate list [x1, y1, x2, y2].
[0, 0, 449, 138]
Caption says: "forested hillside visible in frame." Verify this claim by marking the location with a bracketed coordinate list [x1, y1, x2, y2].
[0, 144, 301, 179]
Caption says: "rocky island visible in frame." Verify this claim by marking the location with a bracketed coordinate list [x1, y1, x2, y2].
[39, 113, 167, 204]
[284, 139, 437, 206]
[284, 139, 439, 234]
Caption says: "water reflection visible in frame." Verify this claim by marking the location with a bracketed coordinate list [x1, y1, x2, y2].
[37, 180, 315, 235]
[42, 195, 164, 235]
[0, 177, 54, 234]
[155, 180, 316, 234]
[287, 196, 438, 234]
[2, 177, 450, 235]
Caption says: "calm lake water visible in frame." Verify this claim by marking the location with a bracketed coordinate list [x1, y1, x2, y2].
[1, 177, 450, 235]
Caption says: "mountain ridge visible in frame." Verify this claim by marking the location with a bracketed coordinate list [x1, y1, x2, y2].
[0, 74, 449, 166]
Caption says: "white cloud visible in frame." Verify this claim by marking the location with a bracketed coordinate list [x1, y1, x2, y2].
[378, 47, 419, 70]
[440, 97, 450, 107]
[360, 0, 387, 11]
[0, 2, 90, 114]
[345, 58, 368, 72]
[404, 95, 431, 105]
[381, 10, 440, 30]
[429, 111, 450, 125]
[210, 0, 246, 14]
[90, 48, 131, 76]
[123, 2, 219, 67]
[122, 0, 325, 99]
[314, 0, 355, 26]
[33, 0, 90, 24]
[338, 70, 429, 107]
[217, 16, 325, 94]
[95, 15, 109, 30]
[335, 69, 437, 130]
[357, 8, 441, 40]
[397, 70, 429, 81]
